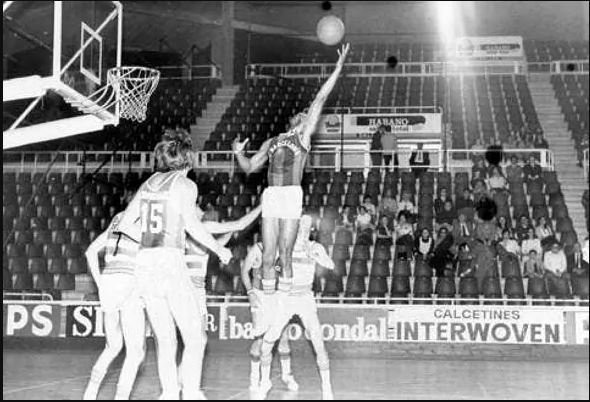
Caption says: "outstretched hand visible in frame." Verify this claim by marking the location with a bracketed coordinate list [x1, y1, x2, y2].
[336, 43, 350, 67]
[232, 137, 249, 155]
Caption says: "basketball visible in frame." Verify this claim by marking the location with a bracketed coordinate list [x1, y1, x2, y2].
[316, 15, 345, 46]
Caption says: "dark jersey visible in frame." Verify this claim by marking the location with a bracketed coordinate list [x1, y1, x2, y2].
[267, 132, 308, 187]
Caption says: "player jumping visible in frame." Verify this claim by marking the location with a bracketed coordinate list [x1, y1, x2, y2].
[82, 212, 144, 400]
[118, 130, 232, 399]
[232, 43, 350, 305]
[258, 215, 335, 399]
[241, 242, 299, 393]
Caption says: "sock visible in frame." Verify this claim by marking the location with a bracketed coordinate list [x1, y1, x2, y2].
[277, 277, 292, 293]
[280, 354, 292, 377]
[262, 279, 276, 295]
[320, 368, 331, 386]
[260, 346, 272, 386]
[250, 360, 261, 386]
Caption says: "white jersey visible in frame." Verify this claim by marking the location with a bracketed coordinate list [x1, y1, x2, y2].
[291, 243, 321, 294]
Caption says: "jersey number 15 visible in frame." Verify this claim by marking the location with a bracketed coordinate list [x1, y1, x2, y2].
[140, 199, 166, 247]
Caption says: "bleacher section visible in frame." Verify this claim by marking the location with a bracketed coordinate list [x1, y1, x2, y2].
[203, 74, 543, 154]
[525, 40, 590, 62]
[551, 75, 589, 164]
[3, 169, 587, 302]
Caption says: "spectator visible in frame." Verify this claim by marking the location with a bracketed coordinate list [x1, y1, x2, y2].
[409, 143, 430, 179]
[523, 155, 543, 186]
[471, 158, 488, 184]
[568, 242, 589, 277]
[398, 191, 417, 217]
[363, 196, 377, 221]
[434, 187, 451, 216]
[487, 166, 508, 193]
[355, 206, 374, 234]
[496, 215, 512, 241]
[370, 125, 384, 169]
[202, 201, 220, 222]
[471, 239, 499, 293]
[543, 241, 569, 292]
[378, 188, 397, 225]
[505, 155, 524, 184]
[475, 216, 497, 246]
[381, 125, 399, 170]
[338, 206, 355, 232]
[524, 250, 545, 279]
[414, 228, 435, 260]
[456, 188, 475, 220]
[394, 211, 414, 252]
[499, 229, 521, 257]
[535, 216, 555, 247]
[521, 228, 542, 263]
[472, 178, 488, 204]
[452, 212, 475, 245]
[533, 133, 549, 149]
[431, 226, 455, 277]
[375, 215, 393, 247]
[470, 138, 485, 159]
[456, 242, 476, 278]
[437, 200, 457, 229]
[515, 216, 533, 244]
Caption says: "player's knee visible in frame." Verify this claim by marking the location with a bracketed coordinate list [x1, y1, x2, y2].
[125, 346, 145, 367]
[260, 341, 273, 365]
[278, 343, 291, 357]
[249, 341, 262, 361]
[105, 337, 124, 356]
[316, 351, 330, 371]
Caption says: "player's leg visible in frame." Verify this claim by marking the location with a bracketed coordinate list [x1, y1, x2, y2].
[261, 217, 280, 293]
[83, 309, 124, 400]
[166, 269, 205, 400]
[278, 326, 299, 391]
[277, 218, 300, 289]
[142, 296, 180, 400]
[192, 288, 208, 394]
[249, 337, 263, 391]
[299, 296, 333, 400]
[258, 308, 291, 397]
[114, 297, 146, 400]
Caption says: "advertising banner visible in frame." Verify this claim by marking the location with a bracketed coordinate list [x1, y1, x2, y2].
[455, 36, 524, 59]
[217, 304, 388, 342]
[386, 305, 565, 344]
[3, 303, 61, 337]
[316, 113, 442, 139]
[2, 302, 586, 346]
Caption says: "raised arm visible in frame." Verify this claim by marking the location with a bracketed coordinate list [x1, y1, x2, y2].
[85, 230, 109, 289]
[300, 43, 350, 148]
[203, 205, 262, 234]
[232, 138, 272, 174]
[310, 242, 335, 270]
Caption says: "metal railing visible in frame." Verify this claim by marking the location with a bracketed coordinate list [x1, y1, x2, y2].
[246, 59, 589, 79]
[3, 148, 555, 174]
[322, 106, 442, 114]
[246, 60, 526, 79]
[155, 64, 221, 80]
[2, 296, 587, 307]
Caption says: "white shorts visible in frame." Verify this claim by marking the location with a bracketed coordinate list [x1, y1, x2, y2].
[99, 273, 143, 313]
[261, 186, 303, 220]
[135, 248, 195, 303]
[264, 291, 317, 342]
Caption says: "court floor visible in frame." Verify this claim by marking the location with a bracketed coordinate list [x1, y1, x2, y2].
[3, 340, 589, 400]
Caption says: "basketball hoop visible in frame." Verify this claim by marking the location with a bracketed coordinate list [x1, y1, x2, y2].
[69, 66, 160, 123]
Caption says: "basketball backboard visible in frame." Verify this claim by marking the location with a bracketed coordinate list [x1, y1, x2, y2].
[3, 1, 122, 149]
